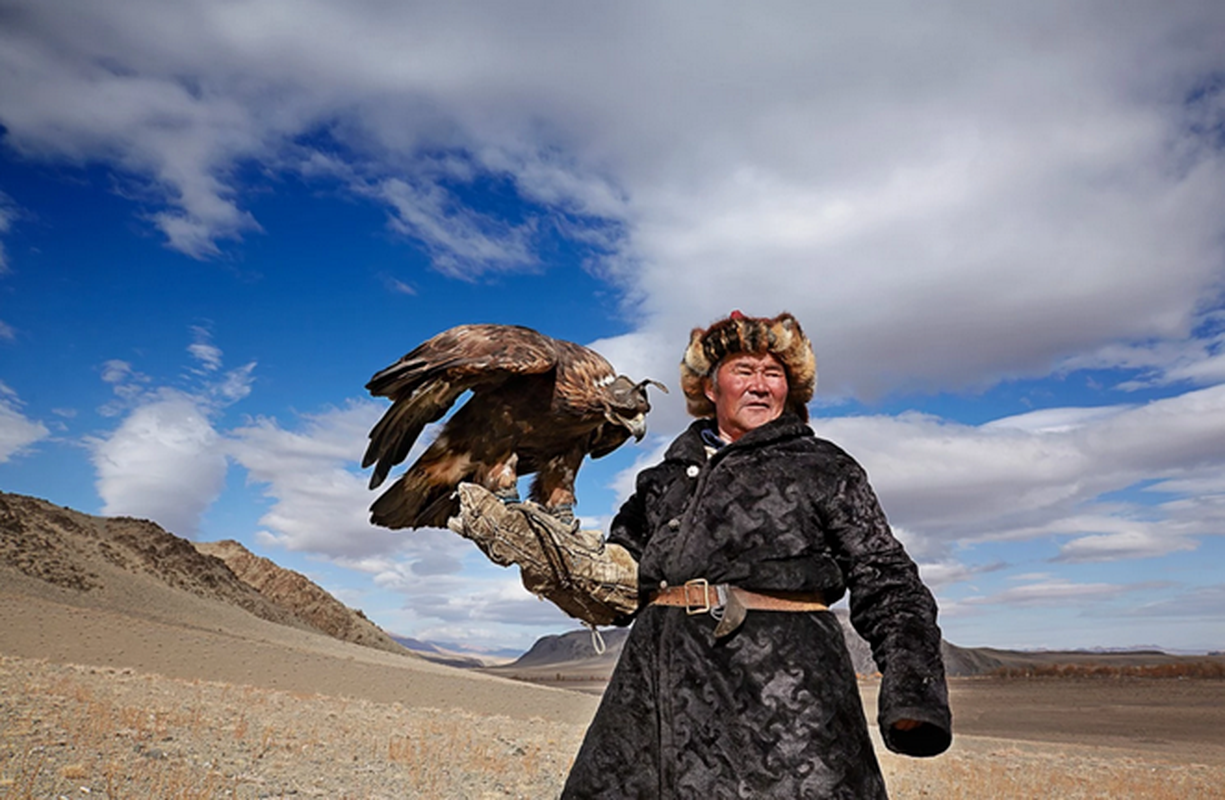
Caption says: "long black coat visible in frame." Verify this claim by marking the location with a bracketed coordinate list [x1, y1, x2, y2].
[562, 415, 951, 799]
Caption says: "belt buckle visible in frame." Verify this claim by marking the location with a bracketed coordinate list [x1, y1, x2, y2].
[683, 578, 713, 615]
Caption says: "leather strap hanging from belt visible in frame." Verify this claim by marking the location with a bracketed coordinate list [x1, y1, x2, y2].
[650, 579, 827, 637]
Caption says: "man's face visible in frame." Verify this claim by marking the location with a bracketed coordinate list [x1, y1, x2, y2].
[704, 351, 788, 442]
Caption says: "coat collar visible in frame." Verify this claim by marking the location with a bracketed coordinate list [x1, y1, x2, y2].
[665, 413, 812, 463]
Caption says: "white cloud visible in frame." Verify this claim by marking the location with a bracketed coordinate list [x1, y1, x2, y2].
[89, 390, 226, 536]
[982, 405, 1133, 435]
[383, 275, 417, 296]
[89, 335, 254, 535]
[963, 578, 1137, 608]
[1060, 328, 1225, 390]
[188, 326, 223, 371]
[227, 401, 404, 558]
[363, 177, 538, 278]
[209, 361, 255, 404]
[372, 567, 570, 629]
[1131, 584, 1225, 619]
[0, 382, 49, 462]
[913, 559, 1003, 592]
[818, 383, 1225, 561]
[100, 359, 141, 385]
[1054, 527, 1198, 563]
[1148, 474, 1225, 494]
[0, 320, 15, 342]
[0, 191, 15, 275]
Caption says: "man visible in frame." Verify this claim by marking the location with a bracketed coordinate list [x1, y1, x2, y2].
[562, 311, 951, 799]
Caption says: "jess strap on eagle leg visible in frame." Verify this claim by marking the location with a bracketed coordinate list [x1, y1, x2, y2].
[446, 483, 639, 626]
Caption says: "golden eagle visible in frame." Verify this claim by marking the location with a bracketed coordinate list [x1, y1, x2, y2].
[363, 324, 664, 530]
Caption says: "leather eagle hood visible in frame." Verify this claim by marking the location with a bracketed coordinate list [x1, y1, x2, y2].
[680, 310, 817, 420]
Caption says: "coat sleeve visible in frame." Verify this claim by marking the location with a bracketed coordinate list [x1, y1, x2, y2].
[599, 476, 651, 628]
[820, 459, 952, 757]
[606, 472, 652, 561]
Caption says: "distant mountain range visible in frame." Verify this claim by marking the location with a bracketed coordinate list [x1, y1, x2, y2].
[390, 635, 521, 668]
[485, 621, 1220, 685]
[487, 619, 997, 679]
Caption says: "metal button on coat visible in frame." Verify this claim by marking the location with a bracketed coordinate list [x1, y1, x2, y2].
[686, 465, 700, 478]
[667, 518, 680, 530]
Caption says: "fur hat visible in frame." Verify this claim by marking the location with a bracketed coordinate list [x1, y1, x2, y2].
[680, 310, 817, 420]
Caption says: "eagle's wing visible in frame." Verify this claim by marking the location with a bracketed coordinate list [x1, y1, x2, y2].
[363, 324, 558, 490]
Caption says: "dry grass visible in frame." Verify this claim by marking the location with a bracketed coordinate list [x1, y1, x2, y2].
[4, 655, 1224, 798]
[879, 744, 1224, 799]
[0, 656, 584, 798]
[989, 661, 1225, 680]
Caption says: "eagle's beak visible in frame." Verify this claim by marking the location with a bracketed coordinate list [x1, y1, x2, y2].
[624, 413, 647, 441]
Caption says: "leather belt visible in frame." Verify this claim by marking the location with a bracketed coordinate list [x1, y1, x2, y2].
[650, 578, 827, 637]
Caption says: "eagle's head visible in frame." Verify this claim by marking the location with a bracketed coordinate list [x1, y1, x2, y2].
[604, 376, 668, 440]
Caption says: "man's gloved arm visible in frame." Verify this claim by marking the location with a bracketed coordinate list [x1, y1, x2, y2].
[446, 483, 639, 627]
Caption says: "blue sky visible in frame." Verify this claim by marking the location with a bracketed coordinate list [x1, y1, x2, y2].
[2, 2, 1224, 653]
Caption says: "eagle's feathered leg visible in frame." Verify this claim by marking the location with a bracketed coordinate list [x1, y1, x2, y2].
[475, 453, 520, 505]
[529, 447, 586, 525]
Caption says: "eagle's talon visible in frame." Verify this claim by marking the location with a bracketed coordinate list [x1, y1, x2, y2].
[493, 487, 521, 505]
[548, 503, 577, 529]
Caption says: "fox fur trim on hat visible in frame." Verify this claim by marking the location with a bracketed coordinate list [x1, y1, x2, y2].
[680, 311, 817, 420]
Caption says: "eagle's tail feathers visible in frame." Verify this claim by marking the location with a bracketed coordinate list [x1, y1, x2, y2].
[369, 480, 415, 529]
[417, 492, 461, 530]
[370, 464, 462, 530]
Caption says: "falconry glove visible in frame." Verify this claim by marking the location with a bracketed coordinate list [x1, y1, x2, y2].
[446, 483, 639, 627]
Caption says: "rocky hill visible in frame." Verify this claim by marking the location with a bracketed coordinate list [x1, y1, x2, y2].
[0, 491, 407, 656]
[1, 492, 309, 630]
[508, 628, 631, 670]
[194, 539, 408, 656]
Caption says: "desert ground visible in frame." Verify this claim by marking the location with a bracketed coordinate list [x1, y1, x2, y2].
[2, 491, 1223, 798]
[3, 581, 1224, 798]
